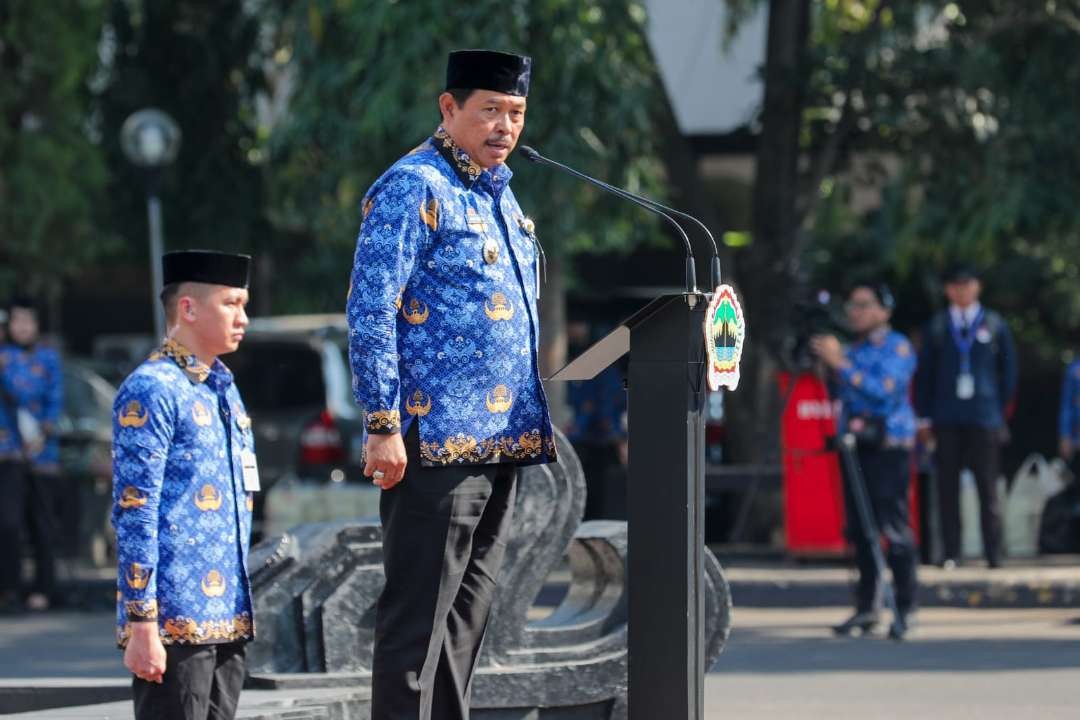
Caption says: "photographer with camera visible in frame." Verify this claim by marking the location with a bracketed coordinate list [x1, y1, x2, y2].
[810, 283, 918, 639]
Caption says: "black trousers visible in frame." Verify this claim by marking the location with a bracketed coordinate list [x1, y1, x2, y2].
[132, 642, 246, 720]
[934, 424, 1002, 563]
[371, 428, 518, 720]
[0, 461, 55, 599]
[841, 447, 919, 616]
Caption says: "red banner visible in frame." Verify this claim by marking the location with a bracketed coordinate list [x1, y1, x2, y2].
[779, 371, 920, 556]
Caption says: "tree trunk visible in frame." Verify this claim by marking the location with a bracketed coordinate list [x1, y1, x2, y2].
[656, 89, 735, 288]
[726, 0, 810, 465]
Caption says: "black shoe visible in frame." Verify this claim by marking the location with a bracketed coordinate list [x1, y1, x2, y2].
[832, 611, 879, 637]
[987, 557, 1002, 569]
[888, 611, 916, 641]
[0, 592, 23, 615]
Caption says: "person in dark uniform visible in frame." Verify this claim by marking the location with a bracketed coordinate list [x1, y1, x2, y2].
[347, 50, 554, 719]
[112, 251, 257, 720]
[915, 264, 1017, 569]
[811, 283, 919, 639]
[0, 295, 63, 613]
[1060, 358, 1080, 478]
[566, 321, 627, 520]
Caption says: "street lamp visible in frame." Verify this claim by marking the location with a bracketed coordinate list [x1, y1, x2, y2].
[121, 109, 181, 342]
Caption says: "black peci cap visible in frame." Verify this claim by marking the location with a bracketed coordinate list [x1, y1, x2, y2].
[7, 294, 38, 314]
[942, 263, 980, 283]
[162, 250, 251, 289]
[446, 50, 531, 96]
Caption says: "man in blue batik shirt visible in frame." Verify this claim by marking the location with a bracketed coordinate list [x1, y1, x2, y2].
[811, 283, 919, 640]
[1060, 359, 1080, 478]
[0, 296, 63, 613]
[347, 50, 554, 719]
[112, 251, 256, 720]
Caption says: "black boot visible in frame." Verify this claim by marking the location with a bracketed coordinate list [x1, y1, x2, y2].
[888, 608, 918, 641]
[832, 610, 879, 637]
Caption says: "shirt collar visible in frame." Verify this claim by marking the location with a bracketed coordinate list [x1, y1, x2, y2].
[868, 325, 890, 345]
[152, 338, 232, 387]
[854, 325, 890, 347]
[431, 127, 512, 193]
[949, 302, 982, 326]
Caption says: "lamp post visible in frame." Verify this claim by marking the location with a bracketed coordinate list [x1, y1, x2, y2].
[121, 109, 181, 342]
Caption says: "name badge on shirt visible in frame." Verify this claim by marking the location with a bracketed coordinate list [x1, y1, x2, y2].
[241, 450, 261, 492]
[956, 373, 975, 400]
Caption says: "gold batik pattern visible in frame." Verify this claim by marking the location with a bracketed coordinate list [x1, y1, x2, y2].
[151, 338, 212, 383]
[420, 430, 556, 465]
[117, 613, 254, 647]
[125, 599, 159, 620]
[366, 409, 401, 433]
[434, 127, 483, 183]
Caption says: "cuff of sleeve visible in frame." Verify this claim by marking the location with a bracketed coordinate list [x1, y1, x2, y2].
[366, 409, 402, 434]
[125, 599, 158, 621]
[839, 366, 862, 387]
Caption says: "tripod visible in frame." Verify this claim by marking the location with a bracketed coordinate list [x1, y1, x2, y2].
[835, 432, 907, 640]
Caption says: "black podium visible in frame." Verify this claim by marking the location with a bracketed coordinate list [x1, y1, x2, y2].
[550, 292, 708, 719]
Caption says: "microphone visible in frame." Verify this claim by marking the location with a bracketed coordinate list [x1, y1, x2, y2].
[519, 145, 699, 294]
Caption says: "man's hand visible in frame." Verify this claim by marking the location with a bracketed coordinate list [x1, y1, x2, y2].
[809, 335, 847, 370]
[364, 433, 407, 490]
[917, 425, 935, 448]
[1061, 437, 1074, 461]
[124, 621, 166, 684]
[23, 437, 44, 458]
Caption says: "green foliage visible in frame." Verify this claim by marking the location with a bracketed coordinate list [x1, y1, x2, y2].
[800, 1, 1080, 351]
[0, 0, 109, 295]
[95, 0, 269, 264]
[263, 0, 668, 311]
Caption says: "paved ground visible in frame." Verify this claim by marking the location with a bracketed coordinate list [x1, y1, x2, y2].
[706, 605, 1080, 719]
[5, 562, 1080, 718]
[0, 612, 122, 680]
[5, 606, 1080, 719]
[722, 555, 1080, 607]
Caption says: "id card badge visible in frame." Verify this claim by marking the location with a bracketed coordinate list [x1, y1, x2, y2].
[241, 450, 261, 492]
[956, 373, 975, 400]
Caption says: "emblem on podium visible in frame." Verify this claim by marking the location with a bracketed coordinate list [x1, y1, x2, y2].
[704, 285, 746, 391]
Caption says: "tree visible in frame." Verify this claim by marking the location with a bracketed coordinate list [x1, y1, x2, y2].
[0, 0, 109, 317]
[718, 0, 1080, 464]
[95, 0, 270, 308]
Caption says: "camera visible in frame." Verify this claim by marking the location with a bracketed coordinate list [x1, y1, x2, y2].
[784, 288, 846, 370]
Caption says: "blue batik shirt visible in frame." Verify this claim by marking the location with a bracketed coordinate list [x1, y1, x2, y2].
[111, 339, 255, 647]
[1060, 360, 1080, 444]
[347, 127, 556, 467]
[835, 327, 917, 447]
[0, 343, 63, 473]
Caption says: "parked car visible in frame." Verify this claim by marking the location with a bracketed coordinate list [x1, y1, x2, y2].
[57, 358, 118, 567]
[226, 314, 376, 538]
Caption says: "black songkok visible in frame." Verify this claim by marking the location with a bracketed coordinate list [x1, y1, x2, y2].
[942, 263, 980, 283]
[163, 250, 251, 289]
[446, 50, 531, 97]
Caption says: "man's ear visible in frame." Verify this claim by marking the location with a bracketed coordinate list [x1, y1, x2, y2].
[438, 92, 457, 123]
[178, 296, 197, 323]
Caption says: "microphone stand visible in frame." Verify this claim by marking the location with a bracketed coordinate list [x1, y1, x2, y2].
[519, 145, 700, 295]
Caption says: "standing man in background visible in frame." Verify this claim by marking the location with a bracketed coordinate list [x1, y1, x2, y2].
[112, 250, 257, 720]
[0, 296, 63, 613]
[348, 50, 554, 719]
[915, 264, 1017, 569]
[812, 283, 919, 640]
